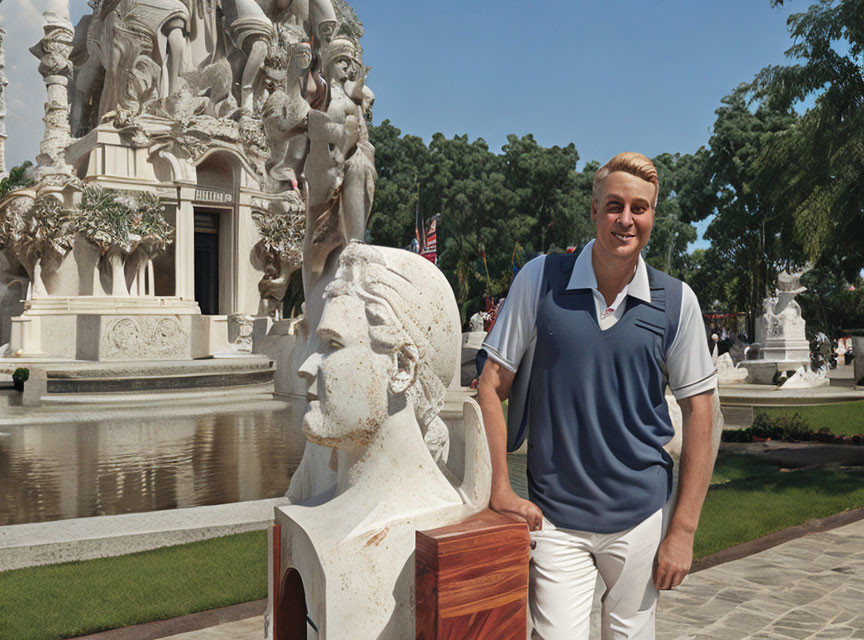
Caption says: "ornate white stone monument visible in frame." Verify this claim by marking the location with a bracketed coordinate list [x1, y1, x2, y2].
[0, 0, 368, 361]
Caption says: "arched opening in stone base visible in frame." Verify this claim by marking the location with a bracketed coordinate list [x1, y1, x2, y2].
[277, 568, 309, 639]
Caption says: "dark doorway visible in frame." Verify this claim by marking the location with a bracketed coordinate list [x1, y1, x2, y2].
[194, 211, 220, 315]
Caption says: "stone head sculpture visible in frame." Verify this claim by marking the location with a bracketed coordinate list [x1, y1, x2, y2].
[273, 244, 488, 639]
[298, 242, 460, 476]
[322, 37, 358, 83]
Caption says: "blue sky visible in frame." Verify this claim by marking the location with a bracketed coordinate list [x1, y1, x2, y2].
[4, 0, 804, 249]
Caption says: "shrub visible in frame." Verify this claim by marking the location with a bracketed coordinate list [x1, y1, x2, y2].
[722, 412, 864, 446]
[11, 368, 29, 383]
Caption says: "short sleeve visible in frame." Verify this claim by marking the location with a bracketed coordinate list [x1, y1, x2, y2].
[666, 282, 717, 399]
[482, 256, 545, 372]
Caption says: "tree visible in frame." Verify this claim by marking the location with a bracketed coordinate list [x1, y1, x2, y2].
[643, 152, 700, 278]
[755, 0, 864, 267]
[0, 162, 35, 199]
[683, 85, 799, 335]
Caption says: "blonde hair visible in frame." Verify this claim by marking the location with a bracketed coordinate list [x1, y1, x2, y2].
[593, 152, 659, 208]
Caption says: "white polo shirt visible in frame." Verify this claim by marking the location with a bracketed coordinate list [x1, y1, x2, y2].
[484, 241, 717, 400]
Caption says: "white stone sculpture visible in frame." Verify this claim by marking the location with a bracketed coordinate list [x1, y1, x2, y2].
[742, 266, 816, 384]
[780, 365, 830, 389]
[270, 242, 491, 639]
[468, 311, 486, 333]
[716, 352, 749, 385]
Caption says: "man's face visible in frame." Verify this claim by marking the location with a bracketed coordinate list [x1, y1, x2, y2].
[298, 295, 392, 448]
[591, 170, 656, 263]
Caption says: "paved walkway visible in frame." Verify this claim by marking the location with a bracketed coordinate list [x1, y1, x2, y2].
[158, 517, 864, 640]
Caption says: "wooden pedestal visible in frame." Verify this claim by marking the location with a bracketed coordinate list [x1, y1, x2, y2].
[415, 509, 530, 640]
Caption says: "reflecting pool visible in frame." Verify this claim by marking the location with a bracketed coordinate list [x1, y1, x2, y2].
[0, 401, 306, 526]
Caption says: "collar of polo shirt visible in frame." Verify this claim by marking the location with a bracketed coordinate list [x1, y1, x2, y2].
[565, 239, 652, 304]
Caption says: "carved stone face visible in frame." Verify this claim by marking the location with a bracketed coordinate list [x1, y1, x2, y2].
[299, 295, 395, 448]
[294, 43, 312, 70]
[318, 20, 336, 41]
[327, 54, 354, 83]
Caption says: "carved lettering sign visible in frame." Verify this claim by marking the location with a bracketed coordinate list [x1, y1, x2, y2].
[195, 188, 233, 203]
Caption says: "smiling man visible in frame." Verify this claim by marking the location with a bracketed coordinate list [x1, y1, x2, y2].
[478, 152, 717, 639]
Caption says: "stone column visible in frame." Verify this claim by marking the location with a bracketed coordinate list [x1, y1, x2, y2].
[0, 27, 7, 179]
[29, 12, 75, 179]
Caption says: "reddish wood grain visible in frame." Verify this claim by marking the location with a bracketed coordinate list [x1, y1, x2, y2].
[416, 509, 530, 640]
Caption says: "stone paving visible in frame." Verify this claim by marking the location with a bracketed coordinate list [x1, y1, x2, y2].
[653, 518, 864, 640]
[161, 518, 864, 640]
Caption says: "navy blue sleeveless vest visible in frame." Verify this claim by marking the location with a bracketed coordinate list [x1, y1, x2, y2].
[525, 252, 683, 533]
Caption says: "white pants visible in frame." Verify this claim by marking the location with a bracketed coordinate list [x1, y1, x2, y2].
[529, 508, 664, 640]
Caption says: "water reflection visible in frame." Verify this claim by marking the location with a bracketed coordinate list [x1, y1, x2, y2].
[0, 401, 307, 526]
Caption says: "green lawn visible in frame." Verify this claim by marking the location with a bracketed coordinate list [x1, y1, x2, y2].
[756, 401, 864, 436]
[0, 531, 268, 640]
[695, 466, 864, 558]
[709, 450, 779, 485]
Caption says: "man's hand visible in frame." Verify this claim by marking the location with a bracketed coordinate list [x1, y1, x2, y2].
[653, 527, 693, 590]
[490, 486, 543, 531]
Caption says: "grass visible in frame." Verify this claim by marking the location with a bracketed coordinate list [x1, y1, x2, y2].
[0, 531, 267, 640]
[710, 450, 779, 485]
[756, 401, 864, 437]
[510, 450, 864, 560]
[694, 466, 864, 558]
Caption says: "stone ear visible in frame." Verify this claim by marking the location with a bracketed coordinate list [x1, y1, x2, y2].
[389, 344, 418, 395]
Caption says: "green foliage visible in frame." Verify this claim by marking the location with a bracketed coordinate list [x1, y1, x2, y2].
[0, 531, 267, 640]
[754, 0, 864, 268]
[11, 368, 29, 383]
[758, 400, 864, 437]
[680, 84, 800, 331]
[643, 152, 700, 278]
[0, 162, 34, 199]
[722, 410, 864, 445]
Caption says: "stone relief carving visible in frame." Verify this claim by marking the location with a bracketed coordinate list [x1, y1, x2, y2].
[105, 315, 187, 358]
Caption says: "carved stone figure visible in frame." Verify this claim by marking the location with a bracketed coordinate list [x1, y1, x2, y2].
[70, 0, 191, 135]
[222, 0, 276, 115]
[262, 34, 312, 192]
[273, 243, 491, 639]
[302, 37, 375, 298]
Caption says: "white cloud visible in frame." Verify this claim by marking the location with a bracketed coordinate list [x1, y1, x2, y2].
[2, 0, 88, 170]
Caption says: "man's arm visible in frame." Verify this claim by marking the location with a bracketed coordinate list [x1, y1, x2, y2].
[476, 360, 543, 531]
[653, 390, 714, 590]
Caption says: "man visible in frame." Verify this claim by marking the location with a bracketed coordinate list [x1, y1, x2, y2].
[477, 152, 716, 639]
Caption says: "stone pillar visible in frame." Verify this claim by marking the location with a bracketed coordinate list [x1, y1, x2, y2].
[0, 27, 7, 179]
[29, 12, 75, 179]
[175, 183, 197, 300]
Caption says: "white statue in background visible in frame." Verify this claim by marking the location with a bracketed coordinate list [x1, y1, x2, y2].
[271, 243, 491, 639]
